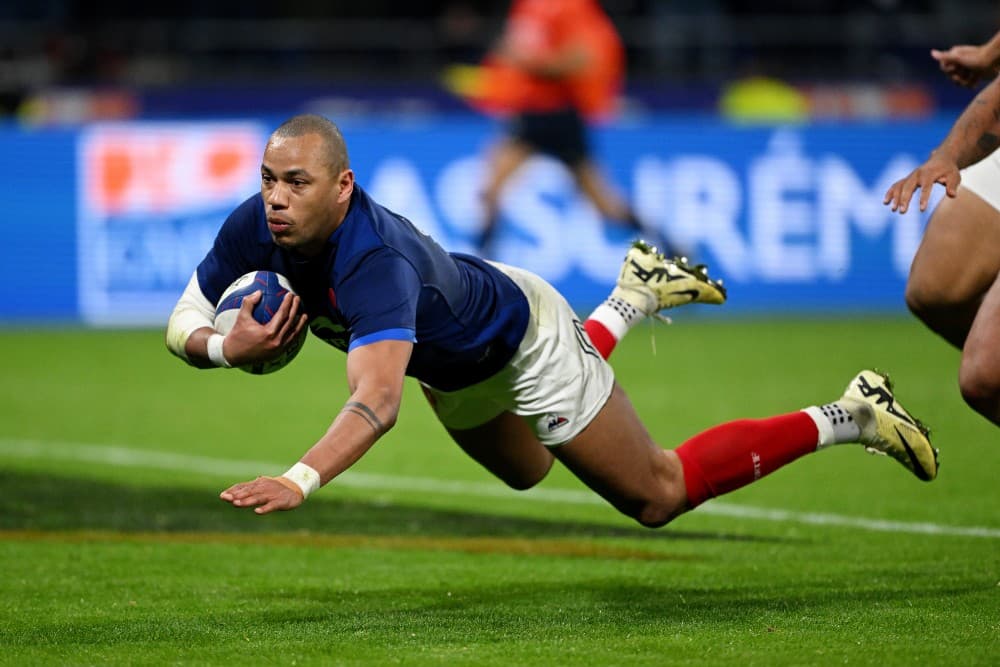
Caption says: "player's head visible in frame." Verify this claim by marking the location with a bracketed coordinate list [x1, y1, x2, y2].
[261, 114, 355, 257]
[269, 114, 350, 175]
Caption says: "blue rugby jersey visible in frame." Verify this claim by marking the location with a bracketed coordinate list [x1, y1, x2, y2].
[195, 186, 530, 391]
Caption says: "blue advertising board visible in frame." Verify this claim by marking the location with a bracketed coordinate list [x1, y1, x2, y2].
[0, 114, 949, 325]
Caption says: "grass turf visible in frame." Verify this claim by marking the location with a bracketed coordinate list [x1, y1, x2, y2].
[0, 317, 997, 665]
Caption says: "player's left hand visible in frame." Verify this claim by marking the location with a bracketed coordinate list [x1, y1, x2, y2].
[219, 476, 304, 514]
[883, 152, 961, 214]
[222, 291, 307, 368]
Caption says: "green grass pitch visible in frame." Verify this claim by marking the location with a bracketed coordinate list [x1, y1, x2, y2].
[0, 316, 997, 666]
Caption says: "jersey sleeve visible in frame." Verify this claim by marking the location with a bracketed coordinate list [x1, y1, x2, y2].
[195, 197, 261, 305]
[337, 247, 420, 350]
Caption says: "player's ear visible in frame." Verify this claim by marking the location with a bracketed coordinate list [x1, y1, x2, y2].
[336, 169, 354, 204]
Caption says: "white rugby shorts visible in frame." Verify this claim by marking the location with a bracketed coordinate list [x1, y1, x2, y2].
[421, 262, 615, 447]
[960, 147, 1000, 212]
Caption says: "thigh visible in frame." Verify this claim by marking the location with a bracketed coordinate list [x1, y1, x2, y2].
[442, 408, 554, 491]
[553, 383, 687, 526]
[961, 274, 1000, 393]
[909, 187, 1000, 303]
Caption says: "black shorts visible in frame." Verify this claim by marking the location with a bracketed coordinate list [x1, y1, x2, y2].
[508, 108, 589, 166]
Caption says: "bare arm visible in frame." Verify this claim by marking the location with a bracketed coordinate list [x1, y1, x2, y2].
[218, 338, 413, 514]
[884, 75, 1000, 213]
[299, 339, 411, 484]
[939, 77, 1000, 168]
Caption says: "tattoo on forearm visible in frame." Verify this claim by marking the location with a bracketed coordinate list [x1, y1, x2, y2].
[342, 401, 384, 433]
[959, 93, 1000, 163]
[977, 132, 1000, 156]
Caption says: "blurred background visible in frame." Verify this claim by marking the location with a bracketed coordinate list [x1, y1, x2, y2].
[2, 0, 995, 120]
[2, 0, 996, 326]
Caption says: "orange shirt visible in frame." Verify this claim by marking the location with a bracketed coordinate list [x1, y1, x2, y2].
[471, 0, 624, 121]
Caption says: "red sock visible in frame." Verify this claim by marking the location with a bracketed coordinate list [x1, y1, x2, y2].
[584, 319, 617, 360]
[674, 412, 819, 508]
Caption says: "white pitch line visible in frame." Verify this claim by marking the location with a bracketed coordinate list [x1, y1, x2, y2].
[2, 437, 998, 539]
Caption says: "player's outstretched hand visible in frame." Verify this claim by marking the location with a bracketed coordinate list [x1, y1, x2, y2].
[883, 152, 961, 214]
[220, 476, 304, 514]
[223, 291, 308, 367]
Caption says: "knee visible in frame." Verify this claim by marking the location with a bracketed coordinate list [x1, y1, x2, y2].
[959, 354, 1000, 408]
[903, 279, 927, 318]
[905, 264, 984, 325]
[631, 487, 688, 528]
[634, 503, 678, 528]
[630, 451, 688, 528]
[904, 275, 947, 322]
[499, 459, 554, 491]
[503, 475, 542, 492]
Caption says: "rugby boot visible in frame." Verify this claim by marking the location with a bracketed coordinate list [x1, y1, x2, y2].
[611, 240, 727, 316]
[840, 369, 938, 481]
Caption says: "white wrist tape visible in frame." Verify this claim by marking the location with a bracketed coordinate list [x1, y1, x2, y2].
[282, 462, 321, 499]
[206, 334, 232, 368]
[165, 270, 217, 362]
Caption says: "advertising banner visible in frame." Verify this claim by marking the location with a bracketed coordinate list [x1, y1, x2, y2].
[0, 115, 949, 324]
[77, 122, 267, 325]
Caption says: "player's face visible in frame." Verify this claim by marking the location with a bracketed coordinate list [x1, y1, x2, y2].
[260, 133, 353, 257]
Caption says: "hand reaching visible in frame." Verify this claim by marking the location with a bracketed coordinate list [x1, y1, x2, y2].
[931, 45, 997, 88]
[883, 152, 961, 214]
[220, 476, 304, 514]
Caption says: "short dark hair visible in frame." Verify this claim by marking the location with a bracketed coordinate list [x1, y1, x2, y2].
[270, 114, 350, 174]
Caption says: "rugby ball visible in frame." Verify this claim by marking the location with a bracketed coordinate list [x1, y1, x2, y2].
[213, 271, 307, 375]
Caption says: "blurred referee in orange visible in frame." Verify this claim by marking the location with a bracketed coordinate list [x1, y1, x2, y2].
[449, 0, 674, 256]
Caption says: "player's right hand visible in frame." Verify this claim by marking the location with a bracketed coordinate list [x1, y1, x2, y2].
[222, 291, 308, 366]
